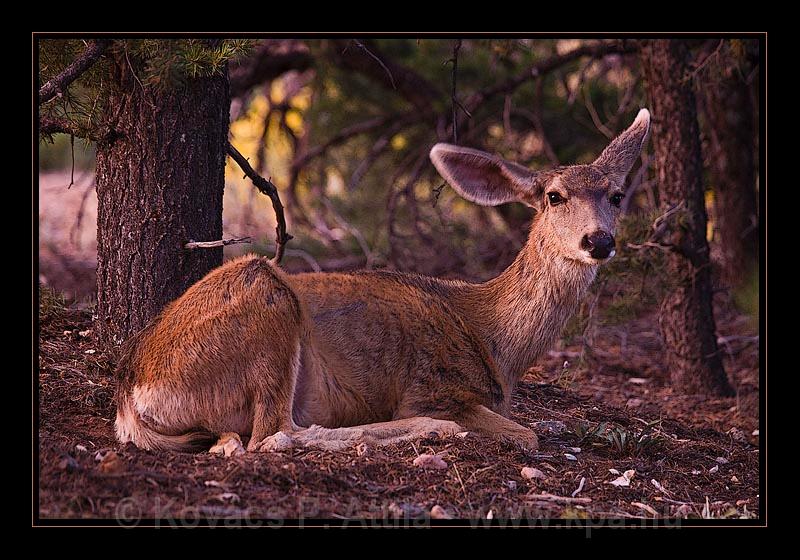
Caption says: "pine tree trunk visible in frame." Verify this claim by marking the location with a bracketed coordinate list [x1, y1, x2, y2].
[94, 64, 230, 345]
[700, 57, 758, 287]
[640, 40, 734, 397]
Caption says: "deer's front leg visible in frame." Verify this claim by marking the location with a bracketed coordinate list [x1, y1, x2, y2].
[457, 405, 538, 452]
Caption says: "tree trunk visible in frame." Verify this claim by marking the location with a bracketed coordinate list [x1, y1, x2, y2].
[640, 40, 734, 397]
[699, 49, 759, 287]
[95, 62, 230, 345]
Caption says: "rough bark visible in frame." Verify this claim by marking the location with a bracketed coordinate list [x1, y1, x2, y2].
[700, 51, 759, 286]
[94, 59, 230, 345]
[640, 40, 734, 397]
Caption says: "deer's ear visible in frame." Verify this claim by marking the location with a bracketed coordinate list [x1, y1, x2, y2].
[593, 108, 651, 184]
[430, 144, 542, 209]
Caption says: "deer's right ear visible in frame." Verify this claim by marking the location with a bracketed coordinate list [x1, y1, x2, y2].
[430, 144, 542, 209]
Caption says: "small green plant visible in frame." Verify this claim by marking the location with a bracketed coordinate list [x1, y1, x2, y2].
[570, 420, 661, 457]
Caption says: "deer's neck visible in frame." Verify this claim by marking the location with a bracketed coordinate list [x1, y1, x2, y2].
[462, 222, 598, 393]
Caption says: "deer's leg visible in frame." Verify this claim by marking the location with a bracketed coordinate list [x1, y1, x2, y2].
[456, 405, 538, 452]
[252, 416, 465, 452]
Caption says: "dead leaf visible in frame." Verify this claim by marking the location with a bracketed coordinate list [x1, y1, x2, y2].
[715, 456, 729, 464]
[610, 469, 635, 487]
[521, 467, 546, 480]
[564, 453, 578, 461]
[632, 502, 658, 517]
[78, 330, 91, 337]
[216, 492, 240, 504]
[75, 444, 87, 453]
[709, 465, 719, 474]
[566, 447, 581, 453]
[609, 468, 620, 475]
[455, 431, 470, 439]
[571, 476, 586, 498]
[413, 453, 448, 470]
[651, 478, 671, 495]
[430, 505, 452, 519]
[98, 451, 126, 474]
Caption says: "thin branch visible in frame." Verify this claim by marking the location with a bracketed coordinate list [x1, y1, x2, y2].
[450, 39, 462, 143]
[460, 40, 636, 131]
[39, 115, 105, 142]
[184, 237, 252, 249]
[226, 143, 292, 264]
[39, 40, 111, 105]
[353, 40, 396, 90]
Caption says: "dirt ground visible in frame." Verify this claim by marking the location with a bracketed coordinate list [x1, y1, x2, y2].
[37, 285, 760, 524]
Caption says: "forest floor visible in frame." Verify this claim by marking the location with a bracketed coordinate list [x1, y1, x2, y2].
[37, 288, 760, 524]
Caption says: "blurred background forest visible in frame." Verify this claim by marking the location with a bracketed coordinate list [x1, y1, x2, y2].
[39, 38, 759, 323]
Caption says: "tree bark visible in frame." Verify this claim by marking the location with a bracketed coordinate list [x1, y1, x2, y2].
[640, 40, 734, 397]
[94, 60, 230, 345]
[699, 49, 759, 287]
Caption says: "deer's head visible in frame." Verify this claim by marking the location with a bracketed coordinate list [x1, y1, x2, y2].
[430, 109, 650, 265]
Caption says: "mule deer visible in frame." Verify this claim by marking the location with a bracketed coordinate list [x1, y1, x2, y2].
[115, 109, 650, 454]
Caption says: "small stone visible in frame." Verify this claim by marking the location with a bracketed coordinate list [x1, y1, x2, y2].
[430, 505, 452, 519]
[84, 349, 96, 355]
[521, 467, 546, 480]
[715, 457, 729, 464]
[506, 480, 518, 491]
[731, 475, 740, 483]
[486, 509, 494, 520]
[564, 453, 578, 461]
[78, 330, 91, 337]
[75, 444, 87, 453]
[626, 398, 643, 408]
[413, 453, 448, 470]
[752, 429, 759, 437]
[455, 431, 470, 439]
[709, 465, 719, 474]
[566, 447, 582, 453]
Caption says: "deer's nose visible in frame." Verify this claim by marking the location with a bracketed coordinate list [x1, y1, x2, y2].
[581, 231, 616, 259]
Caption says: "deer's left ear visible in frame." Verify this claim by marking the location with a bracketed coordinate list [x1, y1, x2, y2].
[593, 108, 651, 184]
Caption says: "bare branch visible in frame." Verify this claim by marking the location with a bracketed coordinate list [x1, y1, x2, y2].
[39, 40, 111, 105]
[184, 237, 252, 249]
[226, 143, 292, 264]
[461, 40, 636, 129]
[229, 40, 313, 98]
[326, 39, 443, 113]
[39, 115, 107, 142]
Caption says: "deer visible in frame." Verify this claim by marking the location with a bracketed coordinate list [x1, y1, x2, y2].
[114, 109, 650, 454]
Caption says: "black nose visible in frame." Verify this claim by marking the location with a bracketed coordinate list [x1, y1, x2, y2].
[581, 231, 615, 259]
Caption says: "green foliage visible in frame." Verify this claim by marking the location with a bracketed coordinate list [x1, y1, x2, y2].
[38, 39, 254, 144]
[129, 39, 254, 88]
[570, 420, 662, 457]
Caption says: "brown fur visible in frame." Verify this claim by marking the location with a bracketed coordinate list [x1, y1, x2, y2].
[115, 110, 650, 453]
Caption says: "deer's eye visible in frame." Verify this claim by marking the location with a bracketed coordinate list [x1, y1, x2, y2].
[547, 192, 565, 206]
[609, 193, 624, 207]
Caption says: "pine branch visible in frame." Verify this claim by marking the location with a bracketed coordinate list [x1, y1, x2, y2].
[39, 40, 111, 105]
